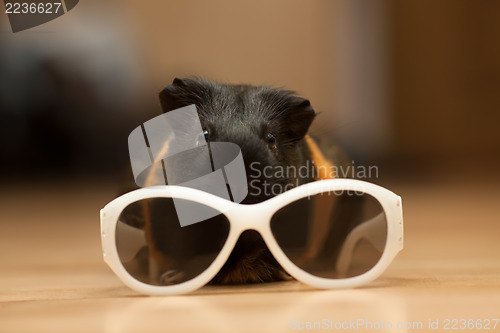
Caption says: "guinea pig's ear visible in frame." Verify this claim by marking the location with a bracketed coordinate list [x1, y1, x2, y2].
[284, 97, 316, 139]
[159, 77, 189, 113]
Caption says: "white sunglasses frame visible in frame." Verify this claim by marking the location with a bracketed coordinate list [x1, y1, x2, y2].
[100, 179, 403, 296]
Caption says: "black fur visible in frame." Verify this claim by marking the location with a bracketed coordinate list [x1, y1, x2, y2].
[158, 78, 318, 284]
[160, 77, 316, 198]
[123, 77, 321, 284]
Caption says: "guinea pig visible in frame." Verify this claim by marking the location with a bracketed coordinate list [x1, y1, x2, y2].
[119, 77, 346, 285]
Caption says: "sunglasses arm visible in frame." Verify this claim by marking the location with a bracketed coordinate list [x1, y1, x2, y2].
[335, 212, 386, 274]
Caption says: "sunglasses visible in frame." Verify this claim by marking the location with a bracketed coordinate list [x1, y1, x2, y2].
[100, 179, 403, 295]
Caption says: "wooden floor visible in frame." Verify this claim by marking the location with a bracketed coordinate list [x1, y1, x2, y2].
[1, 178, 499, 333]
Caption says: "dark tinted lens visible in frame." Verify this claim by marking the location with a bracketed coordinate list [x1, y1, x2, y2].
[270, 191, 387, 279]
[116, 198, 229, 285]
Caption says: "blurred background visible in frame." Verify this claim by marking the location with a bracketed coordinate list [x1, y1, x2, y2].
[1, 2, 500, 329]
[1, 0, 500, 184]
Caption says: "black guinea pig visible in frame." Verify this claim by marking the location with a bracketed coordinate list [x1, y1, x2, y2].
[119, 77, 345, 285]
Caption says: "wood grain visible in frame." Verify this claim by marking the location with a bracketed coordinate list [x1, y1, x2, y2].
[1, 180, 499, 333]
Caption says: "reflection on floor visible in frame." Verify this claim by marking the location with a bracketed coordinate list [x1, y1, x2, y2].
[0, 179, 499, 333]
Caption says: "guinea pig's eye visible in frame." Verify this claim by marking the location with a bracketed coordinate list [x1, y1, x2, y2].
[196, 129, 209, 146]
[267, 133, 277, 151]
